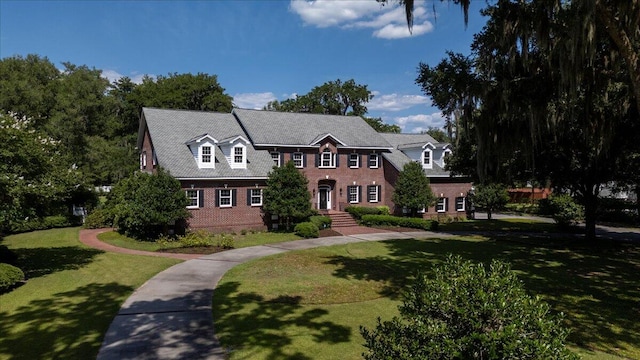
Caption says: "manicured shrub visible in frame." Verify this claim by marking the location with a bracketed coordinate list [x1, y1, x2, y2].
[84, 208, 113, 229]
[309, 215, 332, 229]
[43, 215, 73, 228]
[217, 234, 235, 249]
[345, 206, 386, 220]
[547, 194, 584, 228]
[0, 245, 18, 265]
[360, 214, 438, 231]
[361, 255, 578, 360]
[294, 222, 319, 238]
[375, 206, 390, 215]
[0, 263, 25, 292]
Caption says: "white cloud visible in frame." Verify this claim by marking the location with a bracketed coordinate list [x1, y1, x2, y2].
[393, 112, 445, 132]
[290, 0, 434, 39]
[101, 69, 146, 84]
[368, 92, 429, 112]
[233, 92, 278, 110]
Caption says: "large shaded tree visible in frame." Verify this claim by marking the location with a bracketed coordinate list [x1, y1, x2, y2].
[392, 161, 435, 217]
[262, 161, 313, 230]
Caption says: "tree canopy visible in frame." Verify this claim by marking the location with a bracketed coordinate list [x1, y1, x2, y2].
[262, 161, 314, 230]
[392, 161, 435, 217]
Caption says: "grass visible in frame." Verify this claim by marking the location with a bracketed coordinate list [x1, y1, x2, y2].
[97, 230, 302, 252]
[0, 227, 181, 359]
[212, 234, 640, 359]
[439, 217, 561, 232]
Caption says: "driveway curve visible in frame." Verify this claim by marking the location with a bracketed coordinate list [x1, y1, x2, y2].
[91, 228, 437, 360]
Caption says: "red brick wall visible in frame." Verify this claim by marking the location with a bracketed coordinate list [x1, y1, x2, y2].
[181, 180, 268, 233]
[140, 127, 155, 173]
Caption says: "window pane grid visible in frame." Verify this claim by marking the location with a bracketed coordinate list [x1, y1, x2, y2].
[234, 147, 243, 163]
[251, 189, 262, 205]
[186, 190, 198, 207]
[349, 186, 359, 203]
[202, 146, 211, 163]
[369, 154, 378, 168]
[349, 154, 358, 168]
[220, 189, 231, 206]
[368, 186, 378, 202]
[293, 153, 303, 168]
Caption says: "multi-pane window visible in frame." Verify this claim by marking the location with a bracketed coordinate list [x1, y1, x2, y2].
[250, 189, 262, 206]
[368, 185, 379, 203]
[349, 153, 359, 168]
[234, 147, 244, 164]
[320, 150, 335, 168]
[455, 197, 465, 212]
[219, 189, 232, 207]
[422, 150, 432, 166]
[436, 197, 448, 212]
[141, 152, 147, 169]
[271, 152, 280, 167]
[348, 185, 360, 203]
[201, 146, 212, 163]
[186, 190, 199, 208]
[293, 152, 304, 168]
[369, 153, 379, 168]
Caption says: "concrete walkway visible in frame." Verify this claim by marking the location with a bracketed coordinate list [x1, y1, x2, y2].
[93, 228, 438, 359]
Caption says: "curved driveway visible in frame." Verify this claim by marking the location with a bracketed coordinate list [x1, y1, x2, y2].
[90, 228, 439, 360]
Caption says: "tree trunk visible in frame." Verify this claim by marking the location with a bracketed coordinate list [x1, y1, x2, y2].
[487, 209, 492, 220]
[583, 192, 598, 242]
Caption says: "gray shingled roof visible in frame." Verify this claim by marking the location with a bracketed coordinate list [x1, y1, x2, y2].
[141, 108, 274, 179]
[232, 108, 393, 149]
[380, 133, 451, 177]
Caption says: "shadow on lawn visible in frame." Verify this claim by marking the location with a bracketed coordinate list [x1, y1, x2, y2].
[14, 246, 104, 279]
[0, 282, 134, 360]
[212, 281, 351, 359]
[326, 236, 640, 357]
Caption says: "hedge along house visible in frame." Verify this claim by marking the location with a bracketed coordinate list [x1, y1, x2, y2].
[137, 107, 472, 232]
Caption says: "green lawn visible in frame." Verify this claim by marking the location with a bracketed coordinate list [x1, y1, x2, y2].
[0, 227, 181, 359]
[439, 218, 561, 232]
[212, 235, 640, 360]
[97, 230, 302, 252]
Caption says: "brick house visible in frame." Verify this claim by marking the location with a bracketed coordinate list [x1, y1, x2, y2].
[137, 107, 472, 232]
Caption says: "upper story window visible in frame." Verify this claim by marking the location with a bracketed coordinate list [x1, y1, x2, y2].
[422, 149, 432, 168]
[349, 153, 359, 168]
[455, 196, 465, 212]
[234, 147, 244, 163]
[271, 152, 280, 167]
[367, 185, 380, 203]
[369, 153, 379, 168]
[443, 149, 452, 167]
[293, 152, 304, 168]
[319, 149, 336, 168]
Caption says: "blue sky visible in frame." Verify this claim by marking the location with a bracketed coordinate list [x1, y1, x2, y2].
[0, 0, 486, 133]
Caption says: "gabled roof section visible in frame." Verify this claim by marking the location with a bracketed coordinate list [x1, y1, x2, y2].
[232, 108, 392, 149]
[380, 133, 452, 177]
[140, 107, 273, 179]
[218, 135, 250, 145]
[309, 133, 347, 147]
[185, 133, 218, 145]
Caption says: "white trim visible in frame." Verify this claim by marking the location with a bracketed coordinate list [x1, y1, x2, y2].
[293, 152, 304, 168]
[317, 185, 332, 210]
[368, 153, 379, 168]
[455, 196, 466, 212]
[348, 153, 359, 168]
[198, 141, 216, 169]
[271, 151, 281, 167]
[368, 185, 379, 203]
[436, 197, 447, 213]
[348, 185, 360, 203]
[319, 150, 336, 168]
[230, 144, 246, 169]
[309, 133, 347, 147]
[422, 149, 433, 169]
[219, 189, 233, 208]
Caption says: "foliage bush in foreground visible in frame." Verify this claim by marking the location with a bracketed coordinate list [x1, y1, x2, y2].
[157, 230, 235, 249]
[0, 263, 25, 292]
[545, 194, 584, 228]
[83, 208, 113, 229]
[361, 255, 577, 360]
[9, 215, 80, 234]
[0, 245, 18, 265]
[360, 215, 438, 231]
[294, 222, 319, 238]
[309, 215, 332, 229]
[345, 205, 388, 220]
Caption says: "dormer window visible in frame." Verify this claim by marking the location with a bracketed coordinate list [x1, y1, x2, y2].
[202, 146, 212, 163]
[230, 144, 247, 169]
[422, 149, 432, 168]
[197, 142, 216, 169]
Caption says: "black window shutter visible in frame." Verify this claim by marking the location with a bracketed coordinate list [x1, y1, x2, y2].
[302, 153, 307, 167]
[247, 189, 252, 206]
[315, 153, 320, 167]
[290, 152, 295, 160]
[358, 186, 362, 203]
[199, 190, 204, 208]
[367, 154, 372, 168]
[215, 190, 220, 207]
[232, 189, 237, 206]
[358, 154, 362, 168]
[367, 185, 372, 202]
[279, 152, 284, 166]
[445, 198, 449, 211]
[335, 153, 340, 167]
[377, 185, 381, 202]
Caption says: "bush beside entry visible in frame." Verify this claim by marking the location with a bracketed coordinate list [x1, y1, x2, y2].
[361, 255, 577, 360]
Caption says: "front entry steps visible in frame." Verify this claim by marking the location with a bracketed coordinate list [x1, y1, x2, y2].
[326, 211, 358, 228]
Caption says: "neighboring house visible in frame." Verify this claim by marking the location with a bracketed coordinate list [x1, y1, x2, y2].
[137, 107, 472, 232]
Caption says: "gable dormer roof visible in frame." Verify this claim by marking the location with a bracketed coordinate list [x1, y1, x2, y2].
[379, 133, 452, 177]
[219, 135, 250, 145]
[309, 133, 347, 147]
[185, 133, 218, 145]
